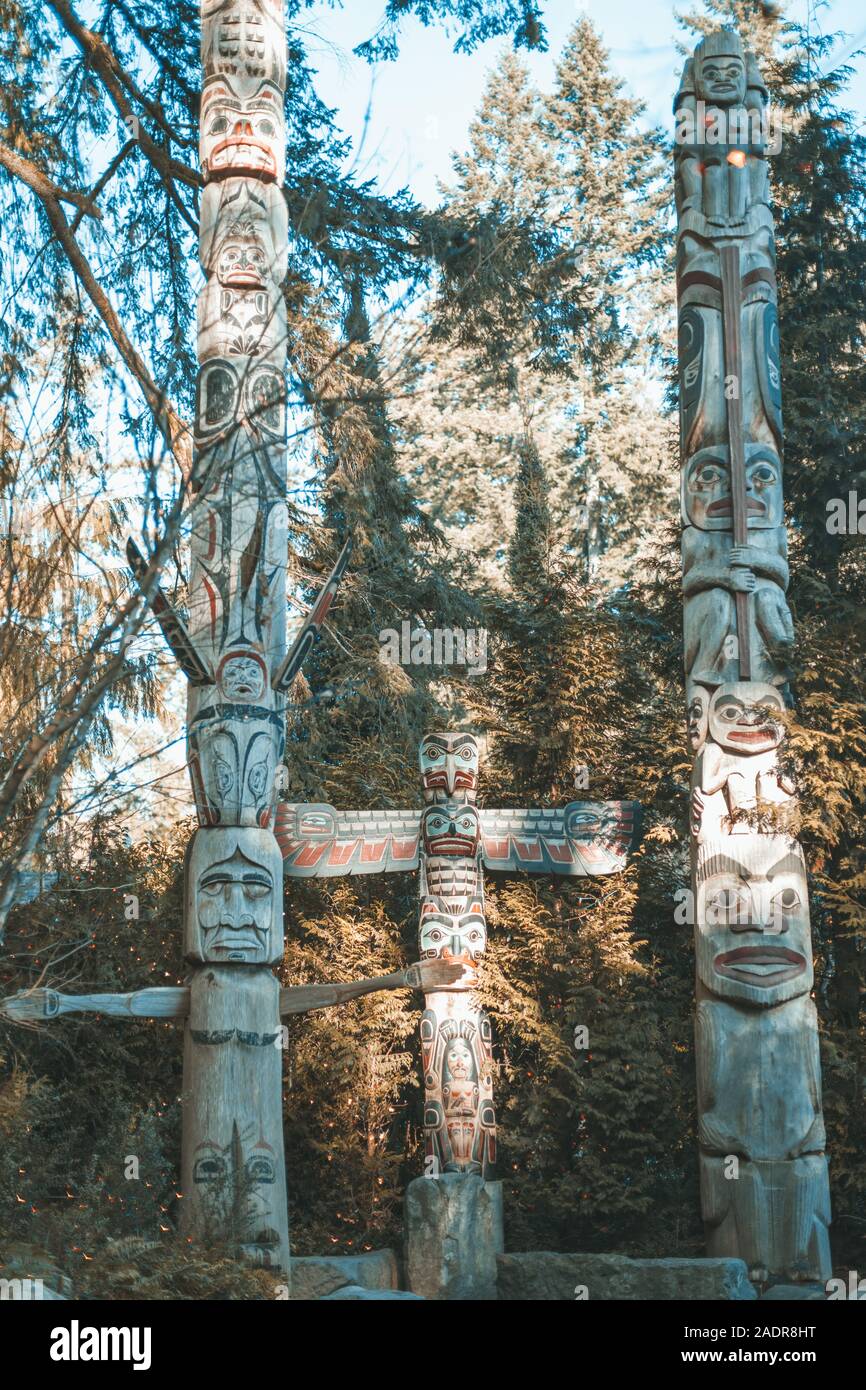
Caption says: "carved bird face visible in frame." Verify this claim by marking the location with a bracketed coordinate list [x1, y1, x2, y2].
[418, 733, 479, 803]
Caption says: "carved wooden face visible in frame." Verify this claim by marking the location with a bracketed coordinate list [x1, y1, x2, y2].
[422, 805, 480, 858]
[188, 702, 283, 828]
[200, 78, 284, 183]
[216, 651, 268, 702]
[682, 445, 783, 530]
[419, 902, 487, 977]
[418, 732, 479, 803]
[185, 830, 284, 963]
[708, 682, 786, 755]
[191, 1125, 279, 1253]
[444, 1038, 475, 1083]
[696, 54, 746, 105]
[216, 222, 270, 289]
[687, 682, 711, 753]
[695, 836, 812, 1006]
[200, 180, 288, 279]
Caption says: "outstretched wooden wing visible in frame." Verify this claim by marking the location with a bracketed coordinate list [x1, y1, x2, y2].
[272, 536, 353, 693]
[479, 800, 641, 876]
[276, 802, 422, 877]
[126, 538, 213, 686]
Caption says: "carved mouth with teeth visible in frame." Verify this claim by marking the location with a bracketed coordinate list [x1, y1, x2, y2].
[427, 835, 477, 856]
[714, 946, 806, 986]
[209, 139, 277, 177]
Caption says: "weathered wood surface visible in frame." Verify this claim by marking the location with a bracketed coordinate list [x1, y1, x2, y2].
[675, 29, 830, 1281]
[180, 965, 289, 1271]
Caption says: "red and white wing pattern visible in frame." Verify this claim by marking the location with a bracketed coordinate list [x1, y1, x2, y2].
[479, 800, 641, 876]
[275, 803, 422, 877]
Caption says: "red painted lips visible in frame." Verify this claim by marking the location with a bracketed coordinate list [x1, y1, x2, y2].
[714, 946, 806, 986]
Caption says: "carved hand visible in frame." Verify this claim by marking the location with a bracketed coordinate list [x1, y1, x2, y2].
[727, 562, 757, 593]
[402, 960, 465, 991]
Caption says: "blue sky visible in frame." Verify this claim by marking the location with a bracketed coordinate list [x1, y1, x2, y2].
[298, 0, 866, 204]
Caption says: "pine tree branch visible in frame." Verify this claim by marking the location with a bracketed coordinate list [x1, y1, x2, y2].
[45, 0, 201, 235]
[0, 138, 191, 473]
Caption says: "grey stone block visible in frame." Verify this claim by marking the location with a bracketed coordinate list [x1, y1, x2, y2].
[404, 1174, 503, 1300]
[290, 1249, 400, 1301]
[496, 1253, 758, 1301]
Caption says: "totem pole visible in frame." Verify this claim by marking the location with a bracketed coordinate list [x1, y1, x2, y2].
[276, 732, 641, 1177]
[0, 0, 460, 1280]
[675, 30, 831, 1282]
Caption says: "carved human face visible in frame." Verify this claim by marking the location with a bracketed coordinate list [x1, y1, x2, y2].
[708, 683, 785, 755]
[185, 829, 284, 963]
[445, 1039, 474, 1083]
[422, 805, 480, 858]
[217, 225, 269, 289]
[200, 78, 284, 182]
[695, 836, 812, 1006]
[419, 903, 487, 979]
[696, 54, 746, 106]
[217, 651, 267, 702]
[682, 445, 783, 530]
[197, 848, 273, 960]
[687, 683, 711, 753]
[418, 733, 479, 804]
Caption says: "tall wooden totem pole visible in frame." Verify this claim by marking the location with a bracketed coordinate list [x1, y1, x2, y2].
[675, 30, 831, 1282]
[2, 0, 458, 1282]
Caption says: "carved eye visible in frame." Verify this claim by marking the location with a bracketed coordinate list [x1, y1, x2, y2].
[243, 882, 270, 901]
[706, 886, 749, 925]
[193, 1155, 226, 1183]
[750, 463, 777, 487]
[772, 888, 800, 915]
[209, 115, 229, 134]
[201, 881, 224, 898]
[716, 703, 742, 722]
[425, 929, 445, 943]
[460, 749, 473, 761]
[426, 749, 444, 763]
[695, 464, 725, 487]
[214, 759, 234, 796]
[459, 817, 474, 831]
[466, 930, 482, 943]
[257, 118, 276, 137]
[245, 1155, 275, 1184]
[248, 761, 268, 797]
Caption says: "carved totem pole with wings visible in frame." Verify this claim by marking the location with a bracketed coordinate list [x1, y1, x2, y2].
[277, 732, 641, 1178]
[1, 0, 459, 1279]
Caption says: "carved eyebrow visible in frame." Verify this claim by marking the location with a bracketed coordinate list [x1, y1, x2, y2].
[767, 856, 804, 879]
[200, 869, 272, 887]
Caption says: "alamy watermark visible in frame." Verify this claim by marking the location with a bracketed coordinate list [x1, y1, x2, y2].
[379, 621, 487, 675]
[674, 101, 783, 157]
